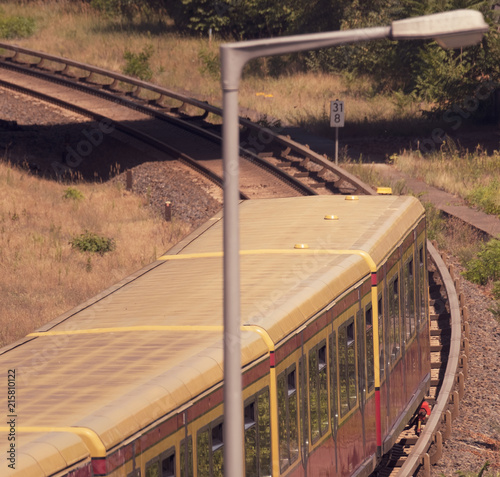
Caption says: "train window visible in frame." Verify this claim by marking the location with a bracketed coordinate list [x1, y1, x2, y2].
[245, 402, 257, 476]
[378, 295, 385, 380]
[365, 304, 374, 392]
[278, 366, 298, 472]
[309, 342, 329, 443]
[419, 245, 426, 324]
[258, 390, 272, 476]
[197, 421, 223, 477]
[339, 319, 357, 417]
[404, 258, 416, 340]
[318, 346, 329, 435]
[309, 348, 319, 443]
[298, 357, 309, 458]
[146, 457, 160, 477]
[197, 429, 210, 477]
[244, 390, 272, 477]
[329, 332, 338, 434]
[212, 423, 224, 476]
[160, 448, 175, 477]
[389, 276, 401, 363]
[180, 436, 193, 477]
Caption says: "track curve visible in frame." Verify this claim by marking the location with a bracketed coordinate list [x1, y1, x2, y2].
[0, 42, 470, 477]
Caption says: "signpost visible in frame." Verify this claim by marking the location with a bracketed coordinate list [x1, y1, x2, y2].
[330, 99, 344, 165]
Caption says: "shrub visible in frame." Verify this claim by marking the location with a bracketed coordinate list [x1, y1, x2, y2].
[0, 15, 35, 39]
[123, 44, 154, 81]
[70, 231, 116, 255]
[63, 187, 84, 201]
[463, 239, 500, 286]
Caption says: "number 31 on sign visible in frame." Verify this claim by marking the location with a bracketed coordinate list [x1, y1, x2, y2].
[330, 100, 345, 127]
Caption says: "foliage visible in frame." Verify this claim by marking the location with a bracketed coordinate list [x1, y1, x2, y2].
[198, 47, 220, 79]
[455, 461, 491, 477]
[423, 202, 446, 243]
[0, 14, 35, 39]
[466, 180, 500, 217]
[123, 44, 154, 80]
[70, 231, 116, 255]
[90, 0, 165, 20]
[63, 187, 84, 201]
[166, 0, 299, 40]
[463, 238, 500, 286]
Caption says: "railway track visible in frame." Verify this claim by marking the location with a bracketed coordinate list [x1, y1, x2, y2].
[0, 43, 470, 477]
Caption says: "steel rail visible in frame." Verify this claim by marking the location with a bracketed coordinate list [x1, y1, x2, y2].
[0, 42, 374, 196]
[396, 242, 463, 476]
[0, 43, 463, 475]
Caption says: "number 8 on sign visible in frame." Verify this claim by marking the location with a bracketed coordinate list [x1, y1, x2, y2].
[330, 100, 345, 127]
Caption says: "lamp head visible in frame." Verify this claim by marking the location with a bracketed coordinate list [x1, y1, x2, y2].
[391, 9, 489, 48]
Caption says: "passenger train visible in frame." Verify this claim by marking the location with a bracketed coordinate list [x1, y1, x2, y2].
[0, 195, 430, 477]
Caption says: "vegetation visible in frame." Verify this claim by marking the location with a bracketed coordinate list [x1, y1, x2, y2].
[392, 145, 500, 218]
[123, 43, 154, 80]
[70, 230, 116, 255]
[63, 186, 84, 201]
[0, 161, 190, 347]
[0, 10, 35, 39]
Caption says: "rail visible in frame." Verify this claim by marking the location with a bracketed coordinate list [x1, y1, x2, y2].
[0, 42, 374, 196]
[0, 43, 467, 476]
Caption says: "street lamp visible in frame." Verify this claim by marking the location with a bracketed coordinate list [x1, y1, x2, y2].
[220, 9, 488, 477]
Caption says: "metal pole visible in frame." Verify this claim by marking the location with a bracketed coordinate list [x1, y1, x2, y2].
[222, 85, 244, 477]
[335, 126, 339, 166]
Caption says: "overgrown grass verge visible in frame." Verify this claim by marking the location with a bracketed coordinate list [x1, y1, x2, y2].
[0, 161, 190, 347]
[423, 202, 500, 320]
[393, 144, 500, 217]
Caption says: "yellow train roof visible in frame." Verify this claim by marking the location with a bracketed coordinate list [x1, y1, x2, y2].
[0, 195, 424, 475]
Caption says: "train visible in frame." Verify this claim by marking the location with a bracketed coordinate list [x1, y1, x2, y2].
[0, 194, 430, 477]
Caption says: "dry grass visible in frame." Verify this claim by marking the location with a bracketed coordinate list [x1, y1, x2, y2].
[393, 145, 500, 216]
[0, 162, 190, 346]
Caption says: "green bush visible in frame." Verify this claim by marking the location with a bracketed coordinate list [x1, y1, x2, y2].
[0, 15, 35, 39]
[123, 44, 154, 81]
[463, 238, 500, 286]
[70, 231, 116, 255]
[63, 187, 84, 201]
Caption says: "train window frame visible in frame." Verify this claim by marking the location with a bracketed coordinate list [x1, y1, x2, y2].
[197, 418, 224, 477]
[378, 293, 385, 380]
[329, 331, 338, 436]
[418, 244, 427, 326]
[197, 426, 210, 477]
[389, 274, 401, 364]
[298, 357, 309, 461]
[160, 447, 176, 477]
[145, 455, 160, 477]
[365, 303, 375, 392]
[339, 317, 357, 418]
[404, 255, 416, 342]
[180, 436, 193, 477]
[278, 364, 298, 472]
[309, 340, 329, 444]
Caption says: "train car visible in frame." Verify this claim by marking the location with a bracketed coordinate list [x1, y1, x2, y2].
[0, 195, 429, 477]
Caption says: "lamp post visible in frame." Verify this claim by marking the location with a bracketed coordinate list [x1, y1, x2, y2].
[220, 9, 488, 477]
